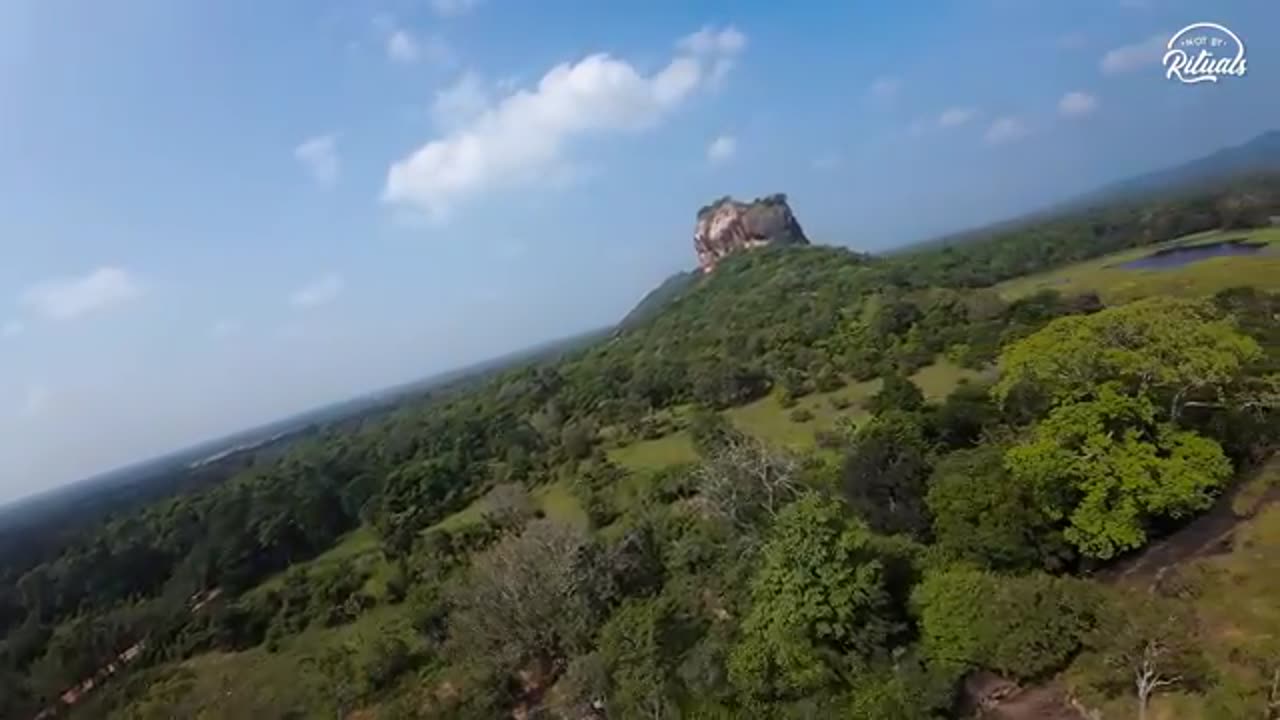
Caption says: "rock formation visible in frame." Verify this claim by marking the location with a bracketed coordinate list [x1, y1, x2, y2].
[693, 193, 809, 272]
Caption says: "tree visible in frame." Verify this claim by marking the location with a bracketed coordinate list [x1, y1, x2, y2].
[926, 446, 1068, 571]
[479, 482, 536, 530]
[695, 435, 802, 530]
[914, 567, 1099, 681]
[1004, 387, 1232, 559]
[1080, 591, 1209, 720]
[447, 520, 606, 676]
[842, 411, 933, 537]
[306, 643, 363, 719]
[993, 297, 1261, 419]
[728, 495, 904, 699]
[598, 598, 679, 719]
[868, 371, 924, 414]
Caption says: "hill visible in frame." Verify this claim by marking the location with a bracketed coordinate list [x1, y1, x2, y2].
[1078, 129, 1280, 206]
[4, 171, 1280, 720]
[614, 269, 699, 331]
[908, 130, 1280, 254]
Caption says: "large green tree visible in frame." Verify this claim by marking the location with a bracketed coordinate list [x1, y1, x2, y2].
[728, 495, 905, 699]
[994, 298, 1254, 559]
[994, 297, 1261, 417]
[1005, 387, 1232, 559]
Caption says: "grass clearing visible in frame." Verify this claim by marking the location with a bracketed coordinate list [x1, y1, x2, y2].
[1232, 455, 1280, 517]
[247, 525, 384, 600]
[609, 430, 699, 472]
[108, 605, 417, 719]
[996, 228, 1280, 304]
[1069, 456, 1280, 720]
[909, 359, 987, 401]
[534, 479, 589, 530]
[609, 359, 983, 469]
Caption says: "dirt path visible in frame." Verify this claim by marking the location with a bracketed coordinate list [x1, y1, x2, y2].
[980, 457, 1280, 720]
[1102, 475, 1280, 590]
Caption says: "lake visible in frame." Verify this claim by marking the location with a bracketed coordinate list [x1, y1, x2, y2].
[1117, 239, 1268, 271]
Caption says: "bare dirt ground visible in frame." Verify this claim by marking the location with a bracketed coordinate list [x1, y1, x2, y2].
[980, 458, 1280, 720]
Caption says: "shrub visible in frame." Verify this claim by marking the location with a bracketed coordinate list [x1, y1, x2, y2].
[789, 408, 814, 423]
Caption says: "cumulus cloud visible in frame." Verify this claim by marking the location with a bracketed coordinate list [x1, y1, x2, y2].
[1101, 33, 1168, 74]
[432, 71, 490, 129]
[707, 135, 736, 164]
[986, 116, 1030, 145]
[20, 267, 142, 321]
[937, 106, 978, 128]
[294, 134, 339, 188]
[679, 26, 748, 86]
[1059, 91, 1099, 116]
[289, 273, 344, 309]
[1, 321, 22, 339]
[383, 26, 747, 218]
[387, 30, 420, 63]
[290, 271, 345, 308]
[431, 0, 482, 17]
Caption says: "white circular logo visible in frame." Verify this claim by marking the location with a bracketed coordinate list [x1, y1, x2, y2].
[1163, 22, 1247, 84]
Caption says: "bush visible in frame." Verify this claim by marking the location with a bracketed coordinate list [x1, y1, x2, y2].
[789, 408, 814, 423]
[829, 395, 852, 410]
[914, 567, 1100, 680]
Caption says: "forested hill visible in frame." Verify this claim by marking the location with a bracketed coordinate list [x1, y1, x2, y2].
[905, 129, 1280, 257]
[1, 170, 1280, 718]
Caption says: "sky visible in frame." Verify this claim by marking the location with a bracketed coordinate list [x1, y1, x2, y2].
[0, 0, 1277, 503]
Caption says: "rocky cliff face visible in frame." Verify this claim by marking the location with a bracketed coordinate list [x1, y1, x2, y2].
[693, 194, 809, 272]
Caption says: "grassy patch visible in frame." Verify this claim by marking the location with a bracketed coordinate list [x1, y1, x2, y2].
[908, 359, 987, 401]
[534, 480, 589, 530]
[609, 360, 980, 470]
[1231, 455, 1280, 518]
[608, 430, 699, 472]
[996, 228, 1280, 304]
[247, 526, 384, 600]
[1069, 458, 1280, 719]
[109, 605, 417, 719]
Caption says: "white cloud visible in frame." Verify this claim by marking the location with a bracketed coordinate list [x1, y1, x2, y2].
[432, 71, 490, 129]
[1059, 91, 1099, 116]
[868, 75, 900, 101]
[985, 116, 1030, 145]
[387, 30, 420, 63]
[430, 0, 482, 17]
[2, 321, 23, 339]
[20, 267, 142, 321]
[937, 106, 978, 128]
[678, 26, 747, 55]
[383, 26, 747, 218]
[289, 273, 344, 309]
[707, 134, 736, 164]
[679, 26, 747, 88]
[1100, 33, 1168, 74]
[294, 134, 339, 188]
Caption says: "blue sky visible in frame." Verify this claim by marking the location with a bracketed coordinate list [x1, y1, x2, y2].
[0, 0, 1276, 502]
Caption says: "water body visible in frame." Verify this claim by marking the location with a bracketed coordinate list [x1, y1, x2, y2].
[1117, 239, 1268, 271]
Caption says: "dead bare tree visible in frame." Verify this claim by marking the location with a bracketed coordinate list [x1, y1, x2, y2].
[1134, 639, 1181, 720]
[1086, 591, 1206, 720]
[694, 434, 801, 529]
